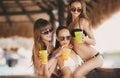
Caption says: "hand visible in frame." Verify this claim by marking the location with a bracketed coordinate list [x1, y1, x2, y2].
[68, 44, 73, 49]
[44, 64, 51, 78]
[81, 33, 85, 39]
[81, 33, 85, 43]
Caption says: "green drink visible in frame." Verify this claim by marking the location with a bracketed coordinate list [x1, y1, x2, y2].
[75, 31, 83, 43]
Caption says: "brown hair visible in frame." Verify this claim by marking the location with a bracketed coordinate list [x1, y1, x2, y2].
[55, 26, 69, 49]
[32, 18, 52, 69]
[66, 0, 88, 27]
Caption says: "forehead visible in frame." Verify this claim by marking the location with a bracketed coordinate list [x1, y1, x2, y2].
[41, 25, 52, 31]
[58, 29, 70, 36]
[71, 1, 82, 8]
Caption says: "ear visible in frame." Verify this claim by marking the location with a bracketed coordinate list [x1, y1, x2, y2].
[68, 6, 71, 10]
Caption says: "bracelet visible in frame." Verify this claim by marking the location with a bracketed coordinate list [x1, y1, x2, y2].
[51, 53, 57, 59]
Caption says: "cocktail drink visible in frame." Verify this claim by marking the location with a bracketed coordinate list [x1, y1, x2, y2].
[39, 50, 48, 64]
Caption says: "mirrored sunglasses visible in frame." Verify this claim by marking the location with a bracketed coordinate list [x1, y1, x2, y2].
[41, 28, 53, 35]
[70, 8, 82, 12]
[59, 36, 71, 41]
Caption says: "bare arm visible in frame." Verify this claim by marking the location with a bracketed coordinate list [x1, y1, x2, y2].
[57, 57, 73, 78]
[82, 19, 96, 46]
[33, 48, 57, 78]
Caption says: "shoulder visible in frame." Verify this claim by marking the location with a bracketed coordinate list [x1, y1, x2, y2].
[80, 18, 90, 29]
[80, 18, 89, 25]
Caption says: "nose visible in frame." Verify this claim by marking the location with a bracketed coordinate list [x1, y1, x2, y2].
[64, 38, 69, 43]
[75, 10, 78, 13]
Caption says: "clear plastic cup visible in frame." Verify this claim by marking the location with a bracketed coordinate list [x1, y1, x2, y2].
[75, 31, 83, 43]
[39, 50, 48, 64]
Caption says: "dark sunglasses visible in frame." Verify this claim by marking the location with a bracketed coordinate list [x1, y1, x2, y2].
[59, 36, 71, 41]
[70, 8, 82, 12]
[41, 28, 53, 35]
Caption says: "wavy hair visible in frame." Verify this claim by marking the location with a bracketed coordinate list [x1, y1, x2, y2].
[66, 0, 88, 27]
[32, 18, 52, 69]
[55, 26, 69, 49]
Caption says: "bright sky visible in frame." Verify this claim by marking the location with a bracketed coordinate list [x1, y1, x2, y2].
[93, 11, 120, 53]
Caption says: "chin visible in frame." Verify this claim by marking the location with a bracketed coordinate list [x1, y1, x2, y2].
[74, 15, 79, 17]
[48, 38, 52, 41]
[64, 44, 69, 47]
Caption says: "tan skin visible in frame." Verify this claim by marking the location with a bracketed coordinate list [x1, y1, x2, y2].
[55, 29, 82, 78]
[33, 26, 60, 78]
[68, 1, 104, 78]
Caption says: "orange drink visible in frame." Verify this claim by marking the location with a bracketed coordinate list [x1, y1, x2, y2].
[61, 48, 71, 60]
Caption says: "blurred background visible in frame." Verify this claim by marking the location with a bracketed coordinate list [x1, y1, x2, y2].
[0, 0, 120, 78]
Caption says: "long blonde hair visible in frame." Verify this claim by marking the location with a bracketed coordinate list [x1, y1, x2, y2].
[32, 18, 52, 69]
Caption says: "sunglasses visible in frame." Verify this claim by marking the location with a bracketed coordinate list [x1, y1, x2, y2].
[41, 28, 53, 35]
[70, 8, 82, 12]
[59, 36, 71, 41]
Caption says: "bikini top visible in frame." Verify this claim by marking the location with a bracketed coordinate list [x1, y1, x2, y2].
[62, 55, 83, 73]
[70, 29, 87, 37]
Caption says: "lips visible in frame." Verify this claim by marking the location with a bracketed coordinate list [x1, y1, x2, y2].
[63, 43, 68, 45]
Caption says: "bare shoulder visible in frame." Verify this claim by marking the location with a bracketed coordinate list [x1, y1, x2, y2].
[80, 18, 89, 25]
[80, 18, 90, 29]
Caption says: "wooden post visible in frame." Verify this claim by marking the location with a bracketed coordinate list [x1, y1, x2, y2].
[58, 0, 65, 26]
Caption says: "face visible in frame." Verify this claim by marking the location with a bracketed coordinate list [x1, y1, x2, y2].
[40, 25, 53, 42]
[70, 1, 82, 18]
[57, 29, 71, 47]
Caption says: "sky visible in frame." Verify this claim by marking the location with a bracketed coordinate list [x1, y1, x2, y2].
[93, 11, 120, 53]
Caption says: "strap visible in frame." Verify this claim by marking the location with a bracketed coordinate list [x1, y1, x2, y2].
[78, 18, 83, 33]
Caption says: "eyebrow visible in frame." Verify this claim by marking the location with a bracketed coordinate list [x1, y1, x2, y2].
[71, 6, 81, 8]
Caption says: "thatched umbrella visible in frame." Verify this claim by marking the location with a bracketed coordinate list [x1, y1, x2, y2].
[0, 0, 120, 37]
[85, 0, 120, 28]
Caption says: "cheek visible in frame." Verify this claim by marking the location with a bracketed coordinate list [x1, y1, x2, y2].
[61, 41, 70, 46]
[40, 35, 44, 39]
[71, 12, 80, 15]
[59, 41, 64, 46]
[71, 11, 74, 15]
[41, 36, 46, 40]
[41, 35, 52, 41]
[67, 41, 70, 45]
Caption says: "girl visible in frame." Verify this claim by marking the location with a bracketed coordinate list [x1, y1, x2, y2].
[55, 26, 83, 78]
[66, 0, 104, 78]
[32, 18, 61, 78]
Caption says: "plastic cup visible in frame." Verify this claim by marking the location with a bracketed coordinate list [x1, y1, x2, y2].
[75, 31, 83, 43]
[39, 50, 48, 64]
[61, 48, 71, 60]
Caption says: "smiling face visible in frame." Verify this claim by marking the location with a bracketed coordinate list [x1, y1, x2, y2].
[70, 1, 82, 18]
[57, 29, 71, 47]
[40, 25, 53, 42]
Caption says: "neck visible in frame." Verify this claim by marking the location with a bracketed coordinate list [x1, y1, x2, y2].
[43, 40, 53, 54]
[43, 40, 50, 46]
[72, 16, 79, 22]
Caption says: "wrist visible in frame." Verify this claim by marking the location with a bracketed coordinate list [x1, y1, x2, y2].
[51, 53, 57, 59]
[82, 36, 86, 43]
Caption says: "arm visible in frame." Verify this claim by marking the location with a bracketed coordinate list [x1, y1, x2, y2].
[33, 48, 57, 78]
[44, 48, 63, 76]
[47, 47, 62, 68]
[82, 19, 96, 46]
[57, 57, 73, 78]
